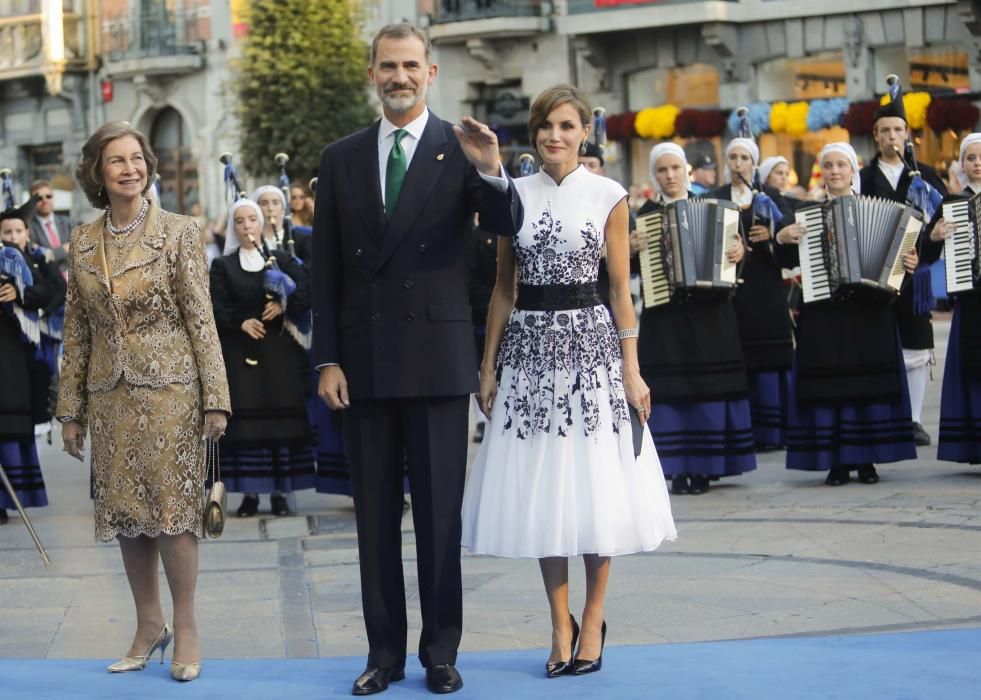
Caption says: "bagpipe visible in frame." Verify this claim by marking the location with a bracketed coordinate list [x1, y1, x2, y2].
[882, 75, 944, 312]
[274, 152, 300, 261]
[731, 107, 785, 230]
[218, 152, 308, 359]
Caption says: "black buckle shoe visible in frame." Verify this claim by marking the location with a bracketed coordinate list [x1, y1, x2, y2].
[912, 422, 931, 446]
[352, 665, 405, 696]
[425, 664, 463, 694]
[270, 494, 290, 517]
[688, 474, 710, 495]
[856, 464, 879, 484]
[236, 495, 259, 517]
[825, 467, 850, 486]
[671, 475, 690, 495]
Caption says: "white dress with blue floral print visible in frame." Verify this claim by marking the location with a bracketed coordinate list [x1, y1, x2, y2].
[461, 166, 677, 558]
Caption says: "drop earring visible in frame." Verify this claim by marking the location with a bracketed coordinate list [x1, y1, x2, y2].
[579, 142, 588, 155]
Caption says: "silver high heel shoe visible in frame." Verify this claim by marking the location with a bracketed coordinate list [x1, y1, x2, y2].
[170, 661, 202, 682]
[106, 624, 172, 673]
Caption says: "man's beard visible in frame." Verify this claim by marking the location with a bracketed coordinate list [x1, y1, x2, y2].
[379, 82, 425, 113]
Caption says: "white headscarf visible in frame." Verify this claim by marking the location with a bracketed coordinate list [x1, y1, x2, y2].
[723, 137, 760, 186]
[250, 185, 286, 209]
[649, 142, 689, 201]
[759, 156, 789, 188]
[817, 142, 861, 195]
[223, 198, 265, 255]
[957, 133, 981, 190]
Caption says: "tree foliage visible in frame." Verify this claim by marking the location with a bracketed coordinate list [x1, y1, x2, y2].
[236, 0, 376, 181]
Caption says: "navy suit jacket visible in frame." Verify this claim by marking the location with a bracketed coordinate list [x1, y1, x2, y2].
[311, 113, 520, 399]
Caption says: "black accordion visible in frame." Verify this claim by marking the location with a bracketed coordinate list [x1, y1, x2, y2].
[795, 195, 922, 303]
[941, 190, 981, 295]
[635, 199, 741, 308]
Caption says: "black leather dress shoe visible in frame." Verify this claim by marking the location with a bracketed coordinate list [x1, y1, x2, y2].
[0, 508, 8, 525]
[352, 666, 405, 696]
[425, 664, 463, 694]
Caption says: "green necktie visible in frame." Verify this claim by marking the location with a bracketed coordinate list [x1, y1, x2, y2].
[385, 129, 408, 219]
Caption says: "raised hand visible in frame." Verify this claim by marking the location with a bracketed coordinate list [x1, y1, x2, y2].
[452, 116, 502, 177]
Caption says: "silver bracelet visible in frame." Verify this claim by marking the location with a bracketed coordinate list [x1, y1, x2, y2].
[617, 327, 639, 340]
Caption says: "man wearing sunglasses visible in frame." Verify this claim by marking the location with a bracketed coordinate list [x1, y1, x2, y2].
[28, 180, 73, 275]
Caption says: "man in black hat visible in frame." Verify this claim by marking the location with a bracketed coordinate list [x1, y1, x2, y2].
[578, 141, 605, 175]
[690, 153, 717, 195]
[860, 100, 948, 447]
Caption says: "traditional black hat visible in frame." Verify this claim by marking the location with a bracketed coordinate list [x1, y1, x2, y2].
[0, 196, 36, 228]
[873, 99, 907, 126]
[581, 141, 604, 166]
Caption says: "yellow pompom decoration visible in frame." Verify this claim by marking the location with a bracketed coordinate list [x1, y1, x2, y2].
[634, 105, 681, 139]
[879, 91, 931, 130]
[770, 102, 789, 134]
[785, 101, 810, 136]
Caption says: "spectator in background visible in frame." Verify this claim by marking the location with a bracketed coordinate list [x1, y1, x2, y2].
[689, 153, 717, 195]
[28, 180, 72, 276]
[579, 141, 605, 175]
[290, 183, 315, 227]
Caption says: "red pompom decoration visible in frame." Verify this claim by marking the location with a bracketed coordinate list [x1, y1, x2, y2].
[675, 109, 699, 137]
[605, 111, 638, 141]
[692, 110, 727, 138]
[844, 101, 879, 136]
[926, 99, 980, 133]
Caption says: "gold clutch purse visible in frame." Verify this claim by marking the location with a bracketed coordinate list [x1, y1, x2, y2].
[203, 439, 226, 539]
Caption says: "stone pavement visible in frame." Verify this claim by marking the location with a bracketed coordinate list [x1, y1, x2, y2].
[3, 316, 981, 662]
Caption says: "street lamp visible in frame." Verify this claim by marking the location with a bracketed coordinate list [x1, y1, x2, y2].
[41, 0, 68, 96]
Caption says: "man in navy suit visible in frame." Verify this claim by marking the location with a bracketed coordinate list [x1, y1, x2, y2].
[312, 23, 518, 696]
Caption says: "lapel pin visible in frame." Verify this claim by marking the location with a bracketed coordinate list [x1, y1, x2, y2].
[436, 153, 444, 161]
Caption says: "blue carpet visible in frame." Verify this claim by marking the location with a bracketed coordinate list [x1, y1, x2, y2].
[3, 628, 980, 699]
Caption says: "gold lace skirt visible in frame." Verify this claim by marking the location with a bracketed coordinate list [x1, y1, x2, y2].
[89, 381, 204, 541]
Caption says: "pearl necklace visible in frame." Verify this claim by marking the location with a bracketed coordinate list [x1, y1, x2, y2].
[107, 198, 149, 235]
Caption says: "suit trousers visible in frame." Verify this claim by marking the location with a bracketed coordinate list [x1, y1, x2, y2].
[343, 395, 470, 669]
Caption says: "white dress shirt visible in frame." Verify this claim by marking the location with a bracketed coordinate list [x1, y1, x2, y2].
[378, 110, 430, 206]
[878, 159, 904, 191]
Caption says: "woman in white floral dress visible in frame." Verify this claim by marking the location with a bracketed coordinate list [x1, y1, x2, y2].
[457, 85, 676, 677]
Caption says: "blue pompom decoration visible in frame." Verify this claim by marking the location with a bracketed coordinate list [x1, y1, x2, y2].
[727, 102, 771, 138]
[806, 98, 849, 132]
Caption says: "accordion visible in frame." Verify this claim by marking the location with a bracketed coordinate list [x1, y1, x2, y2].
[941, 190, 981, 295]
[635, 199, 741, 308]
[795, 195, 922, 303]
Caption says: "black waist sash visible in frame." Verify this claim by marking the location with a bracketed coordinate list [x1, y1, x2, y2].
[515, 283, 601, 311]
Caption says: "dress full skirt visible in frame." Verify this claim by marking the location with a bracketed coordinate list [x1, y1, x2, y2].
[461, 306, 677, 558]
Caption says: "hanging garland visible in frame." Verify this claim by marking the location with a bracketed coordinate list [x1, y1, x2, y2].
[601, 94, 978, 142]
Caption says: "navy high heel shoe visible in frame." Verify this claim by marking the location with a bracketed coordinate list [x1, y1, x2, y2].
[545, 614, 580, 677]
[572, 620, 606, 675]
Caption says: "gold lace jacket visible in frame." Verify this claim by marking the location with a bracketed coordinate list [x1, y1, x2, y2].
[56, 202, 231, 428]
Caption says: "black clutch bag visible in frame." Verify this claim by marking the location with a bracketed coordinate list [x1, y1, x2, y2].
[630, 407, 644, 458]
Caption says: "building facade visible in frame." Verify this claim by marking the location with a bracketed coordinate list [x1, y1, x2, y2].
[423, 0, 981, 186]
[1, 0, 241, 221]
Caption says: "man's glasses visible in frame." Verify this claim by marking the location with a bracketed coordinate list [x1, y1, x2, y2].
[35, 194, 54, 200]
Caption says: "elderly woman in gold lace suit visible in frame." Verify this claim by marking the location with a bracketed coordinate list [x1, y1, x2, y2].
[57, 122, 230, 682]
